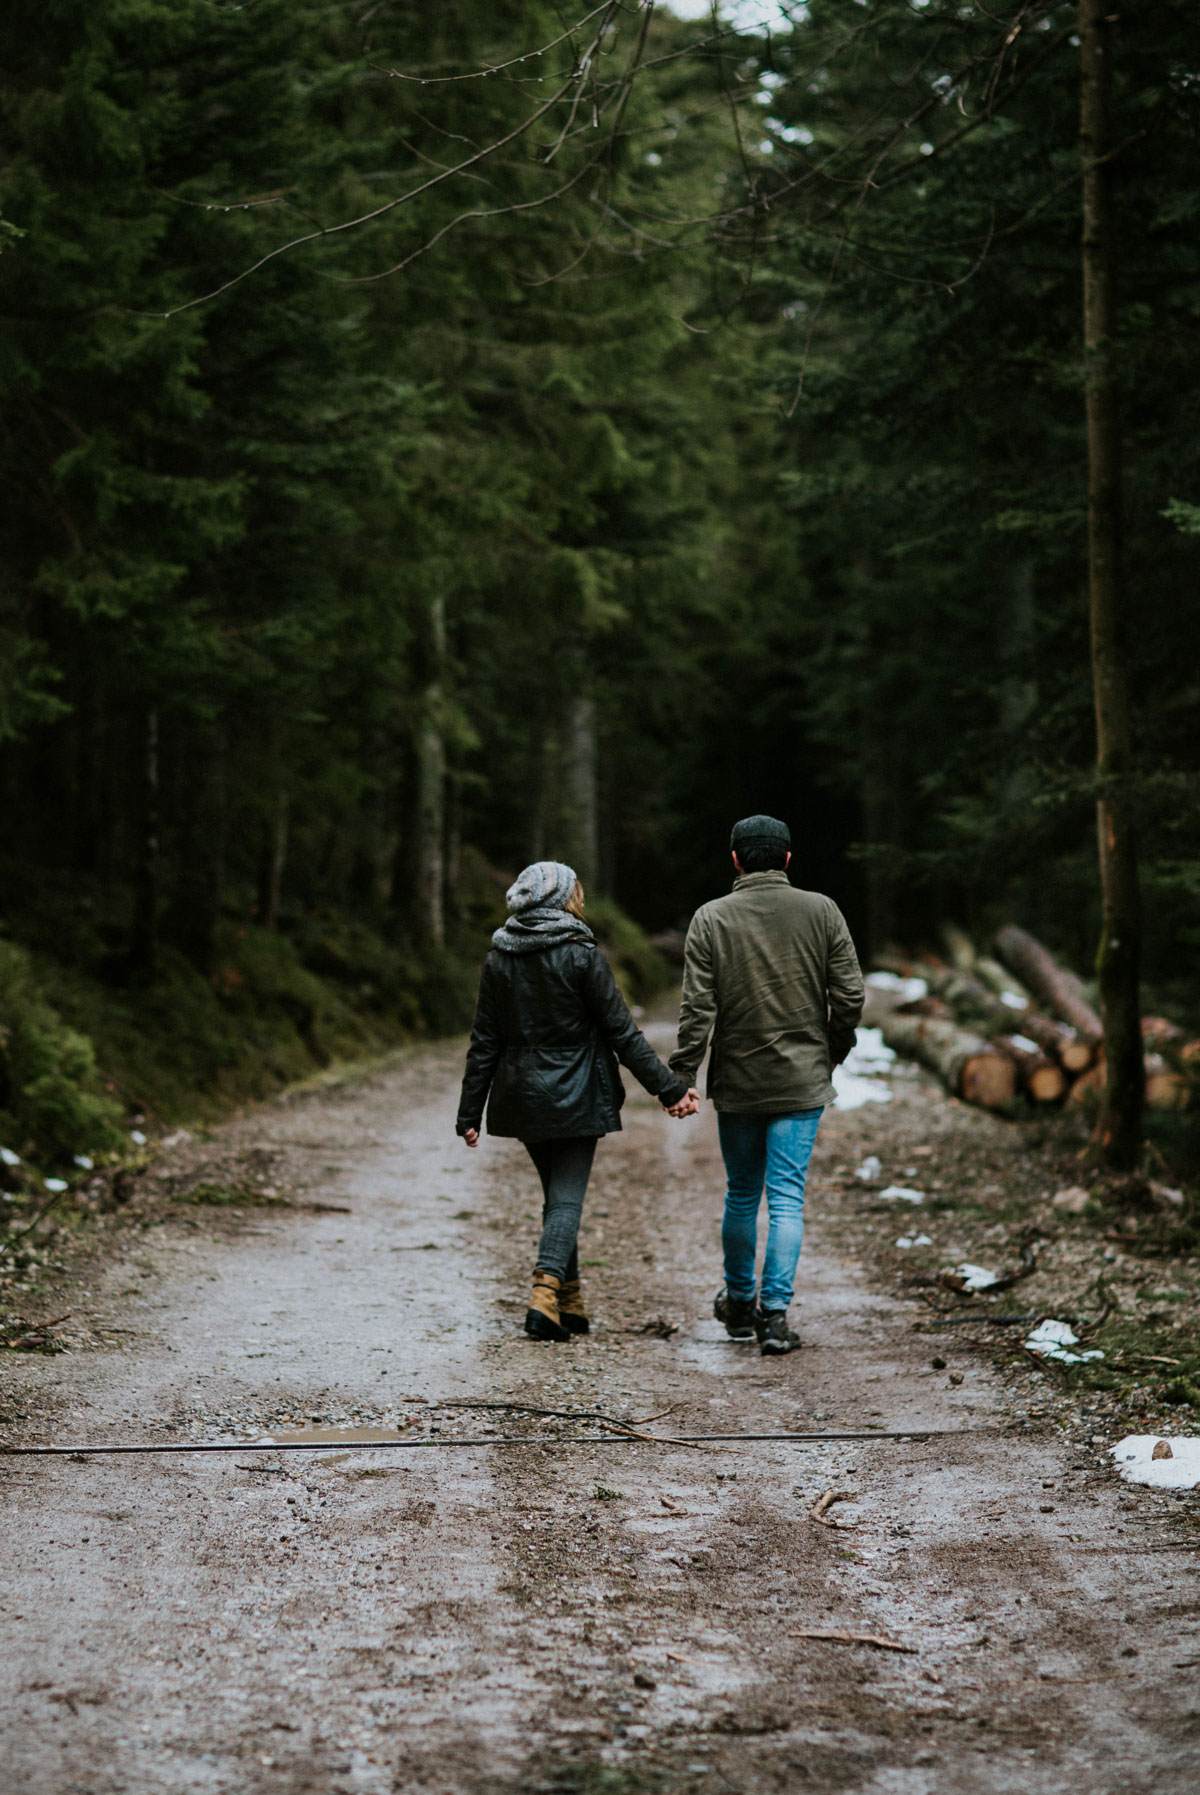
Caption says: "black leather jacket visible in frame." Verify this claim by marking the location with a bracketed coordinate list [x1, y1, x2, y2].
[456, 941, 688, 1140]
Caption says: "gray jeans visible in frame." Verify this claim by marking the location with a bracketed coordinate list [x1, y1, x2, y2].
[524, 1136, 598, 1282]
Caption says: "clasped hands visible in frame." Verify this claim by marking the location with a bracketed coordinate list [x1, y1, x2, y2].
[663, 1086, 700, 1119]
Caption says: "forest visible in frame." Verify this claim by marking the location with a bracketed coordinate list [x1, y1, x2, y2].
[0, 0, 1197, 1171]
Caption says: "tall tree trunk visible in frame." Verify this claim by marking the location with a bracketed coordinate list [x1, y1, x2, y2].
[128, 707, 159, 976]
[413, 594, 446, 947]
[173, 717, 226, 974]
[257, 790, 289, 932]
[562, 691, 599, 891]
[1081, 0, 1142, 1167]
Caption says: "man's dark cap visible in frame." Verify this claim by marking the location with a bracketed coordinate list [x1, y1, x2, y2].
[730, 814, 790, 851]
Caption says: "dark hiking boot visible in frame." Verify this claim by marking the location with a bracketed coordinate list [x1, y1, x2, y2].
[525, 1271, 570, 1342]
[757, 1309, 801, 1356]
[713, 1288, 757, 1341]
[557, 1277, 590, 1335]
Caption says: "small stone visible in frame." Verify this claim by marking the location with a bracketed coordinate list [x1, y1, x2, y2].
[1152, 1440, 1173, 1461]
[931, 1357, 947, 1371]
[632, 1669, 657, 1690]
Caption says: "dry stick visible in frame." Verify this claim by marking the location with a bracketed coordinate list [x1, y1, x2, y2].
[791, 1628, 916, 1655]
[810, 1489, 856, 1526]
[435, 1397, 707, 1451]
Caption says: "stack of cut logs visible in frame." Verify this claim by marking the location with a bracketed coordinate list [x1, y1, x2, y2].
[865, 923, 1197, 1113]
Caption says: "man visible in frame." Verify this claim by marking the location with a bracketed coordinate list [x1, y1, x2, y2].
[669, 815, 864, 1356]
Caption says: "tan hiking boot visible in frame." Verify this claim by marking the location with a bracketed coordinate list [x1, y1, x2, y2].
[557, 1277, 590, 1336]
[525, 1270, 569, 1342]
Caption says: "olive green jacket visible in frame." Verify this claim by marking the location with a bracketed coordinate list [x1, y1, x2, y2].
[669, 871, 864, 1113]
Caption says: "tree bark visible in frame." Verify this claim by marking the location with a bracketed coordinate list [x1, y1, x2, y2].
[413, 594, 446, 947]
[128, 707, 159, 976]
[172, 717, 226, 974]
[1081, 0, 1143, 1166]
[562, 690, 599, 891]
[257, 790, 289, 932]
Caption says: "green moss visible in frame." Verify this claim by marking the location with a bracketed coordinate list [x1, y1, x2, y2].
[180, 1182, 287, 1207]
[584, 897, 671, 1004]
[0, 940, 124, 1167]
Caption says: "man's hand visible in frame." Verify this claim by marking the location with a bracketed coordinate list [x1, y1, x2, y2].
[664, 1087, 701, 1119]
[462, 1127, 479, 1149]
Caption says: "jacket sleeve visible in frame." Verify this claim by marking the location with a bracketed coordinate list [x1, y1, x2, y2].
[456, 958, 503, 1134]
[669, 910, 715, 1088]
[825, 903, 865, 1068]
[582, 950, 688, 1105]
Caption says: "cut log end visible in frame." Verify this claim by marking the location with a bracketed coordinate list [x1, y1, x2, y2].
[1028, 1063, 1068, 1103]
[960, 1054, 1018, 1109]
[1059, 1038, 1096, 1074]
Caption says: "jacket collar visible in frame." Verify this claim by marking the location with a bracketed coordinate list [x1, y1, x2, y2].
[732, 870, 791, 892]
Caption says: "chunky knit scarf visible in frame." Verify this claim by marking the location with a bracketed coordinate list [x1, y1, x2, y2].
[490, 859, 595, 956]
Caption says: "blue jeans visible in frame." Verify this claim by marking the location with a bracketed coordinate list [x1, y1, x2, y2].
[718, 1109, 824, 1314]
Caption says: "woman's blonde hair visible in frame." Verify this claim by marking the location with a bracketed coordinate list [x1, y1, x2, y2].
[565, 879, 586, 921]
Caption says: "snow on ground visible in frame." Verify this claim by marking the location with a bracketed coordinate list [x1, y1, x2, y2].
[1025, 1319, 1104, 1364]
[833, 1028, 895, 1110]
[1111, 1436, 1200, 1489]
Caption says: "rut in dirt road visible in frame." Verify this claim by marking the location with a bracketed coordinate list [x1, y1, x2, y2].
[1, 1028, 1198, 1795]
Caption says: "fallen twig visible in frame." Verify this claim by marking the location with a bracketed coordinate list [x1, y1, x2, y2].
[810, 1489, 857, 1525]
[435, 1398, 716, 1451]
[791, 1627, 915, 1654]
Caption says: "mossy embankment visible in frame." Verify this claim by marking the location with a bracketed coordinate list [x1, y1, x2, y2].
[0, 872, 672, 1233]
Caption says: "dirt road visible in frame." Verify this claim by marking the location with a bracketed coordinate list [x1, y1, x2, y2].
[1, 1021, 1198, 1794]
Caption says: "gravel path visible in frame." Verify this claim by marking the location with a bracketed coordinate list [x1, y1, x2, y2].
[1, 1023, 1197, 1794]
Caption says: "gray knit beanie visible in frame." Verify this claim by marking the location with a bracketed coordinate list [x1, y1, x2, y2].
[505, 860, 578, 916]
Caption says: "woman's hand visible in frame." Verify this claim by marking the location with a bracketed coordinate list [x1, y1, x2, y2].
[664, 1088, 700, 1119]
[462, 1127, 480, 1149]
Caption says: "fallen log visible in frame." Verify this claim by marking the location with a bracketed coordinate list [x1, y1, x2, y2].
[994, 925, 1103, 1045]
[972, 955, 1034, 1011]
[1068, 1054, 1191, 1112]
[1144, 1055, 1190, 1112]
[1012, 1012, 1096, 1074]
[878, 1013, 1017, 1109]
[941, 924, 977, 970]
[994, 1035, 1068, 1104]
[923, 969, 1019, 1035]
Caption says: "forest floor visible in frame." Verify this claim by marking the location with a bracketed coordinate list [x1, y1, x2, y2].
[1, 1008, 1198, 1795]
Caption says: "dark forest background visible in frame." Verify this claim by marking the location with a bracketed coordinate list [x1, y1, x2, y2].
[0, 0, 1197, 1161]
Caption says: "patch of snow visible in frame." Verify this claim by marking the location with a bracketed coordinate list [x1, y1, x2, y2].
[0, 1146, 19, 1166]
[1000, 991, 1027, 1010]
[833, 1028, 895, 1110]
[1024, 1319, 1104, 1364]
[1110, 1435, 1200, 1490]
[130, 1130, 147, 1145]
[1052, 1186, 1090, 1214]
[74, 1154, 93, 1169]
[44, 1178, 68, 1192]
[879, 1185, 924, 1204]
[1009, 1033, 1040, 1054]
[896, 1234, 933, 1249]
[833, 1070, 893, 1109]
[855, 1155, 882, 1182]
[955, 1263, 998, 1292]
[866, 971, 928, 1002]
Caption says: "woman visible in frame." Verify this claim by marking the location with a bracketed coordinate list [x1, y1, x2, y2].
[456, 861, 694, 1341]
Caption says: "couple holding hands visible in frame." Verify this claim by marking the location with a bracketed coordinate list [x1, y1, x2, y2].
[457, 816, 863, 1357]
